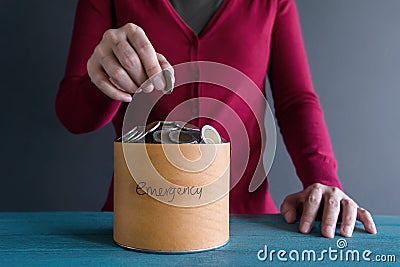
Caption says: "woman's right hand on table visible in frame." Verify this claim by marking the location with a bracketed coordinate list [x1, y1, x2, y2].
[87, 23, 173, 102]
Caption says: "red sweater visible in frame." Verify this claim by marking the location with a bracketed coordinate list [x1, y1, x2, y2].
[56, 0, 342, 214]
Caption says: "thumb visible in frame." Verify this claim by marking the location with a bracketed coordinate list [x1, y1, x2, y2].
[151, 53, 174, 93]
[280, 194, 298, 224]
[157, 53, 173, 72]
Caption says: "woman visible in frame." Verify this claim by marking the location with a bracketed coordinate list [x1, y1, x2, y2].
[56, 0, 377, 238]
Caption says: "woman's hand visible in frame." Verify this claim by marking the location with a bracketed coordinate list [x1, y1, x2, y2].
[87, 23, 173, 102]
[280, 183, 377, 238]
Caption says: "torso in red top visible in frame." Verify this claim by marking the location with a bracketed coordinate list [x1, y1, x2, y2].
[56, 0, 342, 214]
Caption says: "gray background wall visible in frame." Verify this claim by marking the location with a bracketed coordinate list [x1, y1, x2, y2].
[0, 0, 399, 214]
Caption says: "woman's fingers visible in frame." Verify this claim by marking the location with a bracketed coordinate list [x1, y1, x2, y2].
[157, 53, 173, 71]
[111, 38, 147, 87]
[281, 183, 377, 239]
[88, 23, 174, 99]
[99, 53, 138, 93]
[150, 53, 174, 92]
[88, 61, 132, 102]
[339, 199, 358, 237]
[299, 185, 323, 234]
[321, 193, 341, 238]
[98, 29, 139, 93]
[280, 193, 298, 224]
[357, 207, 377, 234]
[125, 24, 166, 90]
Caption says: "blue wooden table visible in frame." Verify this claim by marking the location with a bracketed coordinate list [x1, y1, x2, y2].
[0, 213, 398, 266]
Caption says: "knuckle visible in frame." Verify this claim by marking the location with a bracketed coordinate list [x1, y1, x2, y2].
[341, 199, 351, 207]
[341, 199, 357, 209]
[307, 194, 319, 205]
[124, 23, 142, 33]
[310, 186, 322, 196]
[138, 42, 154, 55]
[145, 64, 159, 75]
[102, 30, 112, 40]
[94, 46, 105, 57]
[103, 29, 118, 42]
[343, 215, 354, 222]
[323, 217, 337, 225]
[326, 197, 339, 208]
[311, 183, 322, 190]
[109, 67, 125, 81]
[121, 55, 138, 70]
[331, 186, 340, 193]
[96, 79, 108, 90]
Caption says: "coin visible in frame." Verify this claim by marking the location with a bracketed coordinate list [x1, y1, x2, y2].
[169, 129, 197, 144]
[159, 121, 179, 131]
[162, 68, 175, 94]
[153, 129, 174, 144]
[145, 121, 161, 133]
[121, 126, 137, 142]
[122, 121, 203, 143]
[124, 126, 146, 143]
[176, 121, 200, 132]
[201, 125, 222, 144]
[136, 69, 174, 95]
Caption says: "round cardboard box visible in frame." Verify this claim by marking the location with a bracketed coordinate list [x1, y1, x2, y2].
[113, 142, 230, 252]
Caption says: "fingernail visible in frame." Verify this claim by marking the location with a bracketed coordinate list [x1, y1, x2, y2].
[123, 95, 132, 102]
[283, 210, 293, 222]
[153, 74, 166, 90]
[142, 83, 154, 93]
[301, 222, 311, 233]
[324, 226, 335, 237]
[368, 223, 377, 234]
[343, 226, 352, 236]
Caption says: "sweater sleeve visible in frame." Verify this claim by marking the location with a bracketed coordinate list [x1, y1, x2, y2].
[267, 0, 342, 190]
[55, 0, 121, 134]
